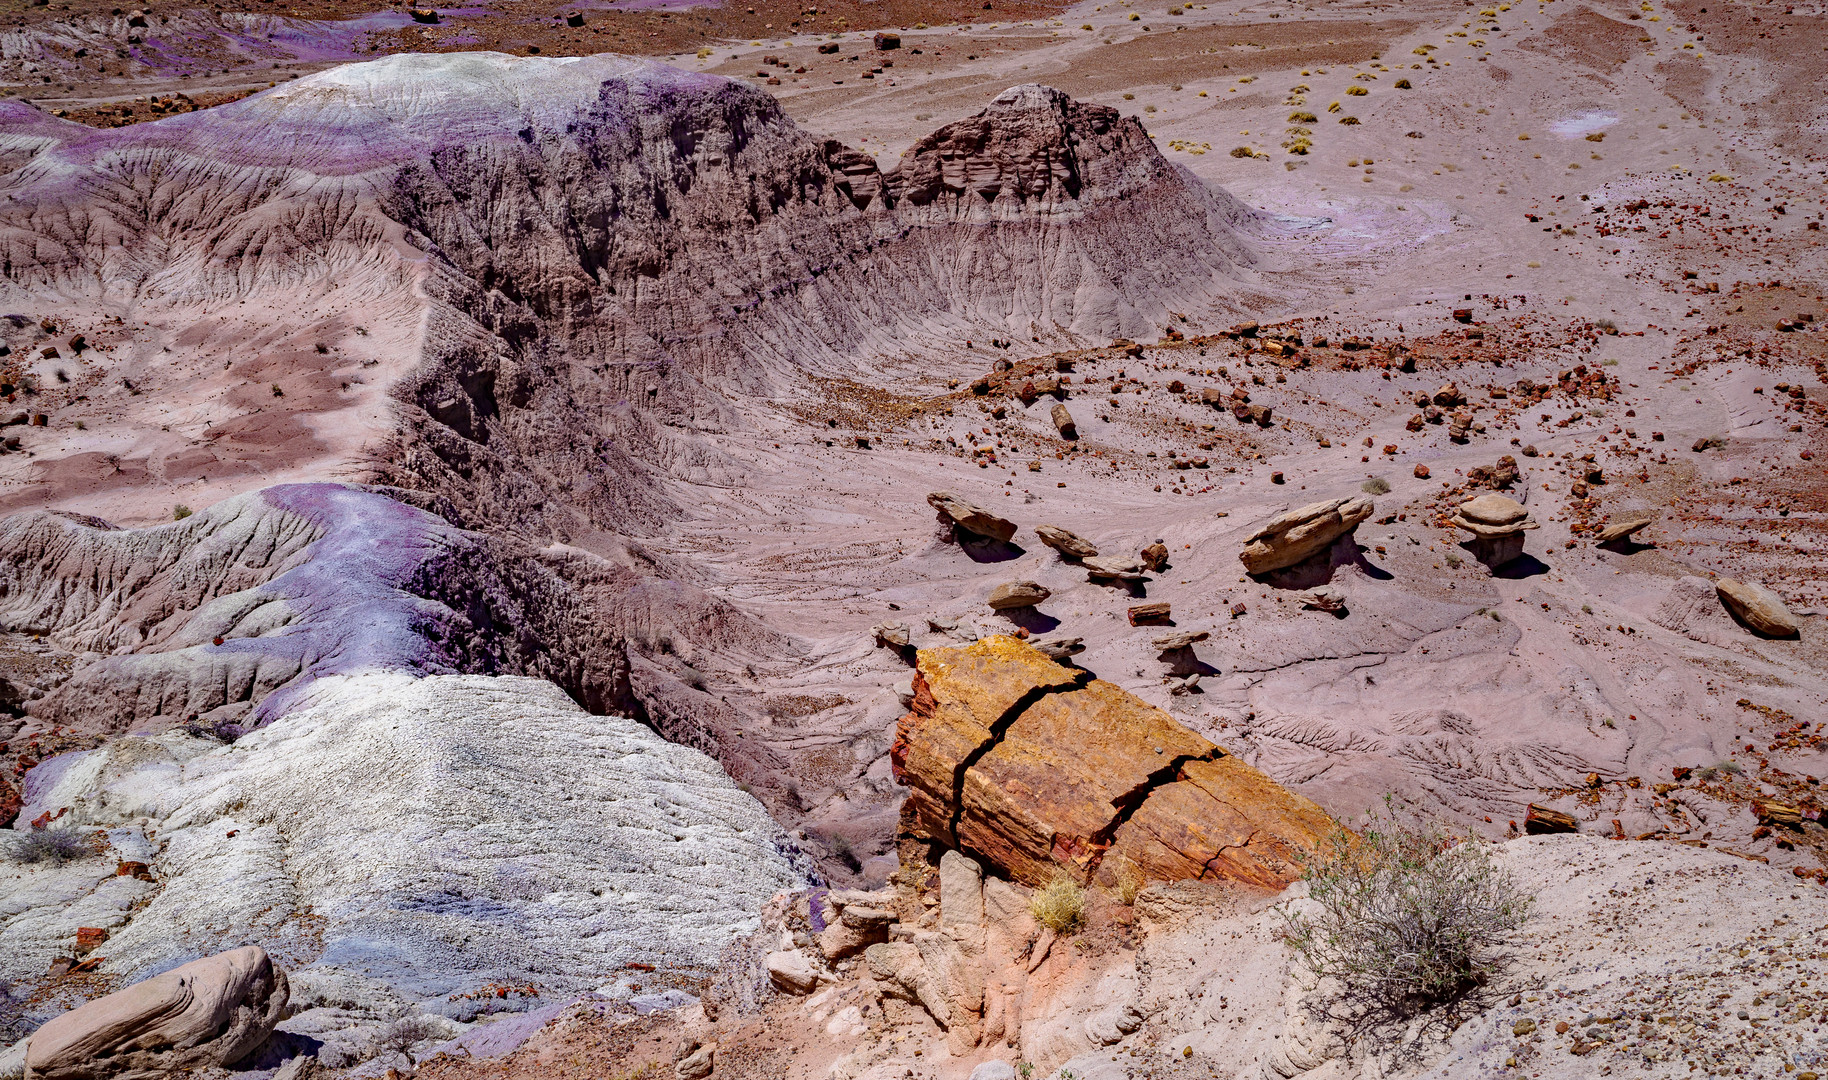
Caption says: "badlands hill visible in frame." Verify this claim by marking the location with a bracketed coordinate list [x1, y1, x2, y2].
[0, 0, 1825, 1077]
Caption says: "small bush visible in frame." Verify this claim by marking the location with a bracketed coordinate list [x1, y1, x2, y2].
[173, 505, 192, 520]
[1394, 78, 1412, 88]
[372, 1014, 448, 1064]
[1289, 110, 1318, 122]
[1030, 871, 1086, 934]
[1361, 477, 1391, 495]
[1281, 808, 1532, 1027]
[1346, 85, 1368, 96]
[1444, 553, 1462, 569]
[1338, 116, 1360, 125]
[13, 827, 102, 865]
[1107, 854, 1146, 905]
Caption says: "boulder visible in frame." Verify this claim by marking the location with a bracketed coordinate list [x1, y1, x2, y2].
[987, 581, 1050, 610]
[1238, 497, 1375, 574]
[24, 946, 287, 1080]
[892, 636, 1334, 888]
[1715, 578, 1801, 638]
[675, 1042, 716, 1080]
[1139, 540, 1170, 571]
[765, 950, 821, 994]
[1082, 555, 1147, 580]
[1050, 403, 1077, 439]
[1595, 514, 1656, 545]
[1034, 524, 1098, 559]
[927, 492, 1018, 543]
[1454, 493, 1532, 531]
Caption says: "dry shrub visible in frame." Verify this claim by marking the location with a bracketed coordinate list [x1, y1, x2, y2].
[1029, 871, 1086, 934]
[1280, 807, 1532, 1026]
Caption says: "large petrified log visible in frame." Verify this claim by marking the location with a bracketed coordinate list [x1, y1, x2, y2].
[892, 636, 1334, 888]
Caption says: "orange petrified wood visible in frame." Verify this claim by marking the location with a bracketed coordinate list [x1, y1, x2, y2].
[892, 636, 1335, 888]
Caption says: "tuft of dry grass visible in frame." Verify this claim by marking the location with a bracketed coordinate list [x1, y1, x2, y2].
[1030, 871, 1086, 934]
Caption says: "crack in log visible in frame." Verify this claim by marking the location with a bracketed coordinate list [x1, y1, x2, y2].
[1088, 748, 1224, 852]
[945, 669, 1094, 847]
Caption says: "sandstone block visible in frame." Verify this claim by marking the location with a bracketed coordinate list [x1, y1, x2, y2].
[1035, 525, 1098, 559]
[987, 581, 1050, 610]
[928, 492, 1018, 543]
[939, 850, 985, 929]
[765, 950, 820, 994]
[1715, 578, 1801, 638]
[1082, 555, 1147, 580]
[24, 946, 287, 1080]
[1238, 497, 1374, 574]
[1595, 514, 1656, 544]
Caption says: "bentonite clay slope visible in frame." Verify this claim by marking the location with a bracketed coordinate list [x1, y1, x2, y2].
[1, 674, 805, 1016]
[0, 482, 634, 735]
[0, 55, 1258, 541]
[893, 636, 1334, 888]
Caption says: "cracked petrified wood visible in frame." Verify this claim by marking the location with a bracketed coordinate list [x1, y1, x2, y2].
[892, 636, 1335, 888]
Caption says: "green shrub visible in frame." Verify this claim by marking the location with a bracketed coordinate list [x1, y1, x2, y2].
[1361, 477, 1392, 495]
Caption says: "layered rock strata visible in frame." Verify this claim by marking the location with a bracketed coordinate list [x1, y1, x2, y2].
[892, 636, 1334, 888]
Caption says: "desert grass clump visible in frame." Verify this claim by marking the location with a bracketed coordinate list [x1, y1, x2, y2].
[173, 504, 192, 520]
[1107, 854, 1147, 905]
[1394, 78, 1412, 88]
[1361, 476, 1392, 495]
[1280, 807, 1532, 1028]
[11, 827, 103, 865]
[1338, 116, 1361, 126]
[1030, 871, 1086, 934]
[1346, 85, 1368, 96]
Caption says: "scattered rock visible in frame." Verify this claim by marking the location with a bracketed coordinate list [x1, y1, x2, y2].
[1432, 382, 1465, 406]
[765, 950, 820, 994]
[1151, 630, 1209, 651]
[894, 636, 1334, 886]
[969, 1062, 1017, 1080]
[1238, 497, 1375, 574]
[1413, 463, 1430, 479]
[675, 1042, 716, 1080]
[1082, 554, 1147, 580]
[1139, 540, 1170, 571]
[987, 581, 1050, 610]
[928, 491, 1018, 543]
[1715, 578, 1801, 638]
[24, 946, 288, 1080]
[1127, 602, 1171, 626]
[1050, 403, 1077, 439]
[874, 621, 913, 648]
[1035, 524, 1098, 559]
[1029, 636, 1085, 660]
[1301, 585, 1346, 613]
[1596, 514, 1656, 545]
[1524, 804, 1578, 834]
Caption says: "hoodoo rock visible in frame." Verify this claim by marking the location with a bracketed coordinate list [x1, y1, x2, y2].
[927, 492, 1018, 544]
[892, 636, 1334, 887]
[24, 946, 287, 1080]
[1035, 525, 1098, 559]
[1450, 493, 1539, 566]
[1715, 578, 1802, 638]
[1238, 497, 1375, 574]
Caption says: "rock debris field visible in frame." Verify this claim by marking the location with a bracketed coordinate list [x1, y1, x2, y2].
[0, 0, 1824, 1077]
